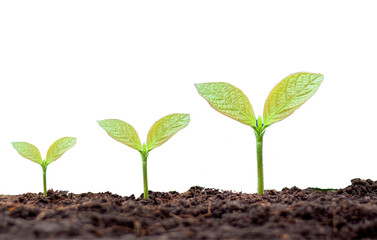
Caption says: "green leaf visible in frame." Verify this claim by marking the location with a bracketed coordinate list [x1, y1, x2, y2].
[195, 82, 256, 127]
[257, 115, 263, 128]
[12, 142, 43, 165]
[147, 114, 190, 151]
[46, 137, 77, 164]
[98, 119, 142, 151]
[263, 72, 323, 126]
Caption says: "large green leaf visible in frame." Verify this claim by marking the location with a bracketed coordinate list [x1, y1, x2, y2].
[12, 142, 43, 165]
[147, 114, 190, 151]
[46, 137, 77, 164]
[195, 82, 256, 127]
[98, 119, 142, 151]
[263, 72, 323, 126]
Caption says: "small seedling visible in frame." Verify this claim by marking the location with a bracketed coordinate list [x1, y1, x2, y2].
[98, 114, 190, 199]
[12, 137, 77, 197]
[195, 72, 323, 194]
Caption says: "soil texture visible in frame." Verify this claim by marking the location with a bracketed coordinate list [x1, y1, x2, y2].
[1, 178, 377, 239]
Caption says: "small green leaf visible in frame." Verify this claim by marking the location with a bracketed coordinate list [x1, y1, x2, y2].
[12, 142, 43, 165]
[98, 119, 142, 151]
[195, 82, 256, 127]
[147, 114, 190, 151]
[46, 137, 76, 164]
[263, 72, 323, 126]
[257, 115, 263, 128]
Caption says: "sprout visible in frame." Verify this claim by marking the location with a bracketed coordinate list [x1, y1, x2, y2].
[12, 137, 77, 196]
[98, 114, 190, 199]
[196, 72, 323, 194]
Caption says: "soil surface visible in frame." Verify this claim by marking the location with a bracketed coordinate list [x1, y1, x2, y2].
[1, 179, 377, 239]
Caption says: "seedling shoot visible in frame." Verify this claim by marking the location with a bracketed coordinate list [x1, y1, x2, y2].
[12, 137, 77, 197]
[98, 114, 190, 199]
[195, 72, 323, 194]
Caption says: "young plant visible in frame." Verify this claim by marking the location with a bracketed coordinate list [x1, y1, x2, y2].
[98, 114, 190, 199]
[195, 72, 323, 194]
[12, 137, 77, 197]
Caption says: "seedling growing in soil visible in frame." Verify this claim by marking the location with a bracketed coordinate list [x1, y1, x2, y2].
[98, 114, 190, 199]
[12, 137, 77, 197]
[195, 72, 323, 195]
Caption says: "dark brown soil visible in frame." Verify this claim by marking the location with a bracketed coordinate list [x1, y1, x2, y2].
[1, 179, 377, 239]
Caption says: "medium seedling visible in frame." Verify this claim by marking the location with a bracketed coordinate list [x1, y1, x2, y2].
[195, 72, 323, 194]
[12, 137, 77, 197]
[98, 114, 190, 199]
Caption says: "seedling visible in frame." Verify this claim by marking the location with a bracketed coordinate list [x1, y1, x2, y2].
[98, 114, 190, 199]
[195, 72, 323, 194]
[12, 137, 77, 197]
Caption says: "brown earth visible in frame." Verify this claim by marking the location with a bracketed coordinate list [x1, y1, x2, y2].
[1, 178, 377, 239]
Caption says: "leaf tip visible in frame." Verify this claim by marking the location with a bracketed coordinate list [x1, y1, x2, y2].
[97, 120, 108, 128]
[194, 83, 202, 91]
[299, 72, 324, 81]
[178, 113, 191, 124]
[308, 72, 324, 85]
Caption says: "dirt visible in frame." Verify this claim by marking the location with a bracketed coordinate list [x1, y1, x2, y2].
[1, 179, 377, 239]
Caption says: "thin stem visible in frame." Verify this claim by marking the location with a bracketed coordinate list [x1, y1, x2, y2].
[256, 133, 264, 195]
[141, 154, 149, 199]
[42, 164, 47, 197]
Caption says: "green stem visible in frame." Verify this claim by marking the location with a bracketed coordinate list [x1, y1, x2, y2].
[42, 164, 47, 197]
[141, 154, 148, 199]
[256, 134, 264, 195]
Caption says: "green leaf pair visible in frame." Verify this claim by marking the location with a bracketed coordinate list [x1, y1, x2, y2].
[97, 114, 190, 153]
[98, 114, 190, 199]
[12, 137, 77, 196]
[196, 72, 323, 194]
[195, 72, 323, 128]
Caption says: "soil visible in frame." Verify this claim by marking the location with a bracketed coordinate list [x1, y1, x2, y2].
[1, 179, 377, 239]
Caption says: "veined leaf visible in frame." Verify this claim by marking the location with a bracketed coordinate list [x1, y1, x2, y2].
[263, 72, 323, 126]
[46, 137, 77, 164]
[147, 114, 190, 151]
[98, 119, 142, 151]
[195, 82, 256, 127]
[12, 142, 43, 165]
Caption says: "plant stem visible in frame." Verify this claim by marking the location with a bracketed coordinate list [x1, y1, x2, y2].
[42, 164, 47, 197]
[256, 134, 264, 195]
[141, 153, 149, 199]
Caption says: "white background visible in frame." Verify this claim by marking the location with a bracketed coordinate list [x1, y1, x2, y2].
[0, 1, 376, 196]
